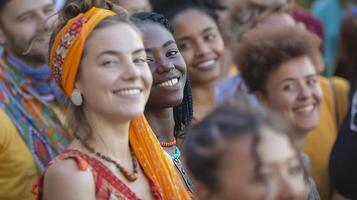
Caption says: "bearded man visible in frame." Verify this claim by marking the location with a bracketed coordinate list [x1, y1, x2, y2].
[0, 0, 70, 199]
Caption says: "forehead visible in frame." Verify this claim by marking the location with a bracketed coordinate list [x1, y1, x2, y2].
[257, 126, 296, 163]
[171, 9, 217, 37]
[85, 23, 143, 55]
[273, 56, 316, 79]
[114, 0, 149, 8]
[2, 0, 53, 17]
[139, 22, 174, 48]
[257, 12, 296, 28]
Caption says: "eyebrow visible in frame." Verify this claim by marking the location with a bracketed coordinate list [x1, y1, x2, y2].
[202, 27, 216, 34]
[176, 26, 217, 42]
[96, 48, 146, 59]
[132, 48, 145, 55]
[145, 40, 176, 53]
[163, 40, 176, 48]
[96, 50, 118, 59]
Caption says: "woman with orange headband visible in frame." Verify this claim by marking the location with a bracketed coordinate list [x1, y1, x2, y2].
[33, 1, 191, 199]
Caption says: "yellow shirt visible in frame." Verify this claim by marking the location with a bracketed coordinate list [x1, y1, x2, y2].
[304, 76, 349, 200]
[0, 109, 39, 200]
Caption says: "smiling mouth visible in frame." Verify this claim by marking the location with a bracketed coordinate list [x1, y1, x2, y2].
[113, 88, 142, 96]
[157, 78, 179, 87]
[294, 104, 315, 114]
[195, 59, 216, 69]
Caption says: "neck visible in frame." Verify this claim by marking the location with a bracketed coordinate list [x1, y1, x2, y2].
[144, 107, 175, 142]
[81, 108, 132, 161]
[293, 129, 308, 150]
[191, 81, 217, 122]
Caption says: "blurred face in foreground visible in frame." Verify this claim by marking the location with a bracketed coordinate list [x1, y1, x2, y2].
[198, 126, 306, 200]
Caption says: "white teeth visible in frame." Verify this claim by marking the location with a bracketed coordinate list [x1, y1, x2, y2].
[116, 89, 141, 96]
[157, 78, 178, 87]
[295, 105, 314, 113]
[196, 59, 215, 68]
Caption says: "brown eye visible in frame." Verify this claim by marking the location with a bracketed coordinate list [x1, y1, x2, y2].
[283, 83, 297, 92]
[133, 58, 147, 64]
[101, 60, 118, 66]
[204, 33, 216, 41]
[166, 50, 178, 57]
[289, 164, 303, 176]
[306, 78, 317, 87]
[178, 43, 191, 51]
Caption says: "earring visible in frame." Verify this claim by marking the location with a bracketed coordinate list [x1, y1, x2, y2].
[71, 90, 83, 106]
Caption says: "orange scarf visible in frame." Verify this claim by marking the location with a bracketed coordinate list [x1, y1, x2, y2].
[50, 7, 191, 199]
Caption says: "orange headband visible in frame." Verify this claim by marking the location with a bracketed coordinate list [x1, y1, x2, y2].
[50, 7, 116, 96]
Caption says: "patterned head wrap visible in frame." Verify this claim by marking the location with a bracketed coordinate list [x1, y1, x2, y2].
[50, 7, 115, 96]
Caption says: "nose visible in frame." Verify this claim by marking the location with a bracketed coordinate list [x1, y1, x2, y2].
[155, 57, 175, 74]
[276, 176, 301, 200]
[194, 39, 210, 58]
[36, 12, 55, 33]
[298, 84, 312, 100]
[122, 61, 141, 81]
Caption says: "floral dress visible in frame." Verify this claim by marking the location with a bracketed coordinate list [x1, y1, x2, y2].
[34, 149, 162, 200]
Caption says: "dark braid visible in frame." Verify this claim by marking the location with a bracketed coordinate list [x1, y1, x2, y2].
[173, 77, 193, 139]
[132, 12, 194, 139]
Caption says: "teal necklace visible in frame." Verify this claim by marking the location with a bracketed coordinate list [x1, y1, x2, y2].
[171, 146, 181, 160]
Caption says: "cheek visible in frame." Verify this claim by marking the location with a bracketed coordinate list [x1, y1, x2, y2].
[142, 67, 153, 88]
[268, 92, 296, 112]
[313, 86, 323, 105]
[180, 51, 194, 68]
[213, 38, 225, 56]
[81, 68, 116, 91]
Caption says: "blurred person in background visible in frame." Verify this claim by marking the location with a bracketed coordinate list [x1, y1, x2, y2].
[0, 0, 71, 199]
[237, 26, 322, 200]
[110, 0, 152, 13]
[329, 3, 357, 200]
[184, 98, 306, 200]
[225, 2, 349, 199]
[334, 2, 357, 87]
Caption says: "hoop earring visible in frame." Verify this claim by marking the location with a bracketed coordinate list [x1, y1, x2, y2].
[71, 90, 83, 106]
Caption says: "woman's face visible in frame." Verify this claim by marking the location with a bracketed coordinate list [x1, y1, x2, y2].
[258, 126, 306, 200]
[171, 9, 224, 86]
[138, 22, 187, 109]
[202, 127, 305, 200]
[260, 56, 322, 134]
[76, 23, 152, 121]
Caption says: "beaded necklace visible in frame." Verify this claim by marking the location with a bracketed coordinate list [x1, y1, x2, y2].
[0, 54, 70, 171]
[80, 140, 138, 182]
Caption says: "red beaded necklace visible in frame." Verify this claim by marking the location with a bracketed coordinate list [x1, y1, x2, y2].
[81, 141, 138, 182]
[159, 138, 176, 147]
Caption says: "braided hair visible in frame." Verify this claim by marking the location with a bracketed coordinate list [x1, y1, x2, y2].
[132, 12, 193, 139]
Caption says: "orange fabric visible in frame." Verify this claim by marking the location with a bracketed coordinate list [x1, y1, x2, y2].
[50, 7, 116, 96]
[130, 115, 191, 199]
[49, 7, 191, 199]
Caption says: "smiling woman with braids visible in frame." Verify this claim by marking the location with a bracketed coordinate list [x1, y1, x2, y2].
[132, 11, 194, 193]
[33, 0, 191, 199]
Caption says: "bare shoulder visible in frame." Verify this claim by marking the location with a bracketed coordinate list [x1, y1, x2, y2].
[42, 158, 96, 200]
